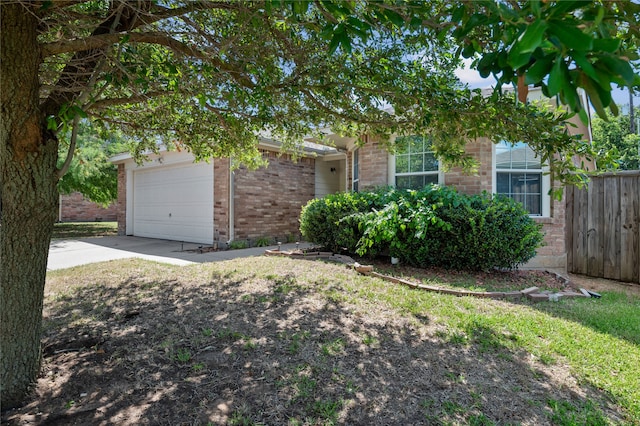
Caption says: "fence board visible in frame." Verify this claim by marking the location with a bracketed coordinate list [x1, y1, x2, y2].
[568, 172, 640, 284]
[566, 185, 575, 272]
[603, 176, 621, 280]
[620, 176, 639, 283]
[587, 177, 604, 277]
[572, 182, 589, 275]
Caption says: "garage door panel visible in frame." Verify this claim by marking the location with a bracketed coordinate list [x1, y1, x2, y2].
[133, 162, 214, 244]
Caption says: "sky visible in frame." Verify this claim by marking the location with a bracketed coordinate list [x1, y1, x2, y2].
[455, 58, 639, 111]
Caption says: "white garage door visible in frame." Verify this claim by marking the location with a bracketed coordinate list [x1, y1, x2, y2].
[133, 162, 214, 244]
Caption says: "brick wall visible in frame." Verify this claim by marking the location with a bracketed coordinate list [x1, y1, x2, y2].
[358, 137, 389, 190]
[117, 164, 126, 235]
[213, 158, 231, 242]
[444, 138, 494, 194]
[60, 191, 118, 222]
[526, 180, 567, 270]
[233, 150, 315, 241]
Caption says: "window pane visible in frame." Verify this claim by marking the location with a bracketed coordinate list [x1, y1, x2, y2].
[396, 176, 411, 190]
[495, 142, 511, 169]
[409, 136, 424, 153]
[512, 192, 525, 207]
[396, 155, 409, 173]
[424, 152, 438, 171]
[423, 174, 438, 186]
[496, 173, 510, 193]
[410, 153, 424, 173]
[395, 138, 409, 154]
[496, 171, 542, 215]
[395, 135, 439, 189]
[525, 146, 541, 169]
[524, 173, 541, 194]
[526, 194, 541, 215]
[353, 149, 360, 179]
[510, 145, 529, 169]
[410, 175, 423, 189]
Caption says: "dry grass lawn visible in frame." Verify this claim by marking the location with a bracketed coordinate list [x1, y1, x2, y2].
[3, 256, 639, 425]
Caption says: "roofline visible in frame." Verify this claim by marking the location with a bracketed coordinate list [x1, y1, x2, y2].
[110, 137, 341, 164]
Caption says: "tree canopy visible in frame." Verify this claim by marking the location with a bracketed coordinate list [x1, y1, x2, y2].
[34, 0, 639, 184]
[56, 122, 126, 205]
[592, 107, 640, 170]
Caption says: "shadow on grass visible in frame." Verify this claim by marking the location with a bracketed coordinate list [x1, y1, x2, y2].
[52, 222, 118, 239]
[2, 260, 626, 425]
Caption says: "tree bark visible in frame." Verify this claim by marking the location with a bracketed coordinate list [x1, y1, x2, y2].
[1, 4, 59, 409]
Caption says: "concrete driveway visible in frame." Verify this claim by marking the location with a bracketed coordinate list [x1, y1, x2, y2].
[48, 236, 310, 271]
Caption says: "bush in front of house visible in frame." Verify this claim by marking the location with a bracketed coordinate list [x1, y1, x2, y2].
[298, 190, 382, 253]
[299, 186, 544, 270]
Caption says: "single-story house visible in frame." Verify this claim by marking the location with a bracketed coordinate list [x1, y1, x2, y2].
[111, 88, 591, 270]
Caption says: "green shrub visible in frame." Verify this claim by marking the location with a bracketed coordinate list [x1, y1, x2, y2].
[299, 190, 382, 252]
[299, 186, 544, 270]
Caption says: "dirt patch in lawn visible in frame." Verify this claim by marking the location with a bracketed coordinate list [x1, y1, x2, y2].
[3, 257, 629, 425]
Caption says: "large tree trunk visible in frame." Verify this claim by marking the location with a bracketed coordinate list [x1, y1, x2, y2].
[1, 5, 59, 409]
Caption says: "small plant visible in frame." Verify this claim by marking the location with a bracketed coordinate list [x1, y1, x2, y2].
[287, 331, 309, 354]
[294, 376, 317, 400]
[362, 334, 378, 346]
[228, 240, 249, 250]
[442, 400, 465, 415]
[321, 338, 344, 356]
[201, 328, 213, 337]
[217, 328, 243, 341]
[192, 362, 205, 372]
[254, 236, 271, 247]
[244, 339, 256, 350]
[65, 400, 75, 409]
[175, 348, 191, 363]
[229, 409, 257, 426]
[468, 413, 496, 426]
[273, 274, 298, 294]
[312, 398, 342, 422]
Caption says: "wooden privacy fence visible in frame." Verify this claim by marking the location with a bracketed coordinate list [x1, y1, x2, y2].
[566, 171, 640, 284]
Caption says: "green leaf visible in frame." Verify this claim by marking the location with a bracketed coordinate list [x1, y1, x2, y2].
[548, 22, 593, 51]
[508, 51, 532, 71]
[525, 55, 553, 84]
[339, 33, 352, 53]
[572, 52, 602, 86]
[597, 56, 636, 85]
[530, 0, 541, 18]
[383, 9, 404, 28]
[547, 58, 567, 96]
[592, 38, 621, 53]
[581, 75, 610, 119]
[328, 33, 341, 54]
[47, 116, 58, 131]
[516, 20, 548, 54]
[292, 0, 310, 15]
[69, 105, 88, 119]
[451, 4, 465, 23]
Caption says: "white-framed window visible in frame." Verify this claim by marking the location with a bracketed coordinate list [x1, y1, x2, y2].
[352, 148, 359, 192]
[494, 141, 549, 216]
[394, 135, 440, 190]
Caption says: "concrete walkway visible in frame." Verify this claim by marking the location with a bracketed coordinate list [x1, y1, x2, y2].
[48, 236, 311, 271]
